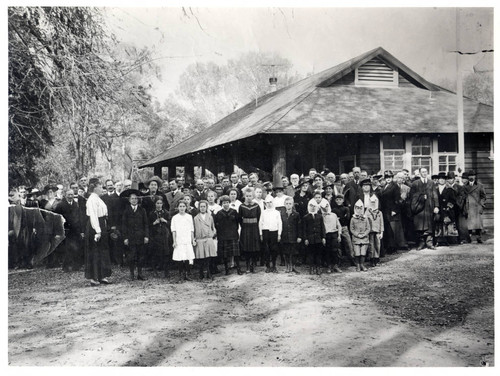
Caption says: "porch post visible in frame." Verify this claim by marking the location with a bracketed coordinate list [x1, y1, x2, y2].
[153, 165, 161, 177]
[272, 140, 287, 186]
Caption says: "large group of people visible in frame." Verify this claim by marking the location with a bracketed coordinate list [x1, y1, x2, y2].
[8, 165, 487, 286]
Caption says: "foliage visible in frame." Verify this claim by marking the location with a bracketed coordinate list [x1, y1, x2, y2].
[173, 52, 302, 129]
[9, 7, 162, 187]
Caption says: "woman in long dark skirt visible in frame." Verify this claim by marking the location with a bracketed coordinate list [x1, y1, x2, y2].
[84, 178, 112, 286]
[148, 196, 172, 277]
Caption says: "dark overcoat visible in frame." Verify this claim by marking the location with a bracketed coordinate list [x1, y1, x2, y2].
[121, 205, 149, 246]
[464, 181, 486, 230]
[409, 179, 439, 232]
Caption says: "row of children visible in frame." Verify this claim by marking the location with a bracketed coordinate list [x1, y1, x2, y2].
[149, 183, 383, 282]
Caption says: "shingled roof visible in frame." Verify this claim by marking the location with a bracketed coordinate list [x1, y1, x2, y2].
[141, 47, 493, 168]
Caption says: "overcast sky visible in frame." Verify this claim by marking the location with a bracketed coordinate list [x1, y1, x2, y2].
[106, 6, 493, 102]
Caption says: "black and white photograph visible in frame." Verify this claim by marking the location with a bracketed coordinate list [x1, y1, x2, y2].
[6, 1, 495, 368]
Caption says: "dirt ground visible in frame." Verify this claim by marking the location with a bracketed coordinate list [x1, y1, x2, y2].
[8, 239, 494, 367]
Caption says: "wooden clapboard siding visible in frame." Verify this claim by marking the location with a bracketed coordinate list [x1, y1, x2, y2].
[464, 133, 493, 228]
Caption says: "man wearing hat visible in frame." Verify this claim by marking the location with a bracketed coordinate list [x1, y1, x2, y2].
[450, 172, 470, 244]
[379, 170, 405, 254]
[464, 170, 487, 243]
[142, 176, 166, 214]
[434, 172, 457, 246]
[409, 167, 439, 250]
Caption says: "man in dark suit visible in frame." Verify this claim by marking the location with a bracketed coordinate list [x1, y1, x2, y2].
[101, 179, 124, 266]
[141, 176, 167, 213]
[225, 173, 244, 198]
[379, 171, 404, 253]
[192, 178, 208, 204]
[55, 189, 84, 271]
[409, 167, 439, 250]
[122, 191, 149, 280]
[166, 179, 185, 217]
[344, 167, 363, 214]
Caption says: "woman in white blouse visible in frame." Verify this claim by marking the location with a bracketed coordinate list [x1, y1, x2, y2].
[84, 178, 112, 286]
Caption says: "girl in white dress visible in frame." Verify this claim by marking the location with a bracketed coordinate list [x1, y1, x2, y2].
[171, 201, 196, 281]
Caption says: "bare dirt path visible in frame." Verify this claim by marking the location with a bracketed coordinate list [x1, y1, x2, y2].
[8, 240, 494, 366]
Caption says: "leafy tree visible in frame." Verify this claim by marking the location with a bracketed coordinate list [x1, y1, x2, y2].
[9, 7, 162, 186]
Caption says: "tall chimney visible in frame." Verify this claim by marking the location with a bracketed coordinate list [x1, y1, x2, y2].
[269, 77, 277, 92]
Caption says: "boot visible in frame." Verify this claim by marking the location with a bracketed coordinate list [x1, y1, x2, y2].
[246, 259, 251, 274]
[236, 259, 243, 275]
[355, 256, 361, 272]
[224, 261, 230, 275]
[360, 256, 367, 272]
[184, 270, 193, 281]
[137, 267, 147, 280]
[129, 266, 135, 280]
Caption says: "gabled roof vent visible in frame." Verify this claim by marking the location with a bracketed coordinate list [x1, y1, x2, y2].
[355, 57, 398, 87]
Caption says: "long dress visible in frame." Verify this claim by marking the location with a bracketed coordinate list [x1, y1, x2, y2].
[84, 192, 111, 280]
[171, 213, 195, 262]
[149, 209, 171, 267]
[193, 213, 217, 259]
[238, 203, 261, 253]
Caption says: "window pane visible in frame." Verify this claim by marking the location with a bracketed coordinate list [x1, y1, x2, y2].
[383, 135, 405, 149]
[438, 134, 458, 153]
[422, 146, 431, 156]
[449, 155, 456, 162]
[439, 156, 446, 163]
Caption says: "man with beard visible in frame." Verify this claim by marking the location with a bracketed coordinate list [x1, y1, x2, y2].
[409, 167, 439, 250]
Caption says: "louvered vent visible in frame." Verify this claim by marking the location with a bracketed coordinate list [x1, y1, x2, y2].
[355, 57, 398, 87]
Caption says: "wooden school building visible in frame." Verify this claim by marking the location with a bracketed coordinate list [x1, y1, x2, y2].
[140, 47, 494, 227]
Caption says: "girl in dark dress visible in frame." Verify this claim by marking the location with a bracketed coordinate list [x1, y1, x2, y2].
[238, 189, 261, 273]
[84, 178, 112, 286]
[149, 196, 172, 278]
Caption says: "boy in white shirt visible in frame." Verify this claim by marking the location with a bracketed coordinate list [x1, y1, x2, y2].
[259, 196, 283, 273]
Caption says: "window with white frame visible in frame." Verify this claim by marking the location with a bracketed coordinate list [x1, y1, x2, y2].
[437, 134, 458, 173]
[382, 135, 405, 171]
[411, 136, 432, 173]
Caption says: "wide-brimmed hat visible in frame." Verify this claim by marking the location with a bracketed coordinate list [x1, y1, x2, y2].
[372, 175, 383, 181]
[461, 172, 469, 179]
[384, 170, 394, 178]
[360, 178, 372, 187]
[431, 175, 439, 180]
[446, 171, 456, 179]
[467, 170, 476, 176]
[146, 175, 163, 186]
[27, 188, 41, 197]
[42, 185, 58, 194]
[120, 189, 143, 198]
[272, 185, 285, 191]
[437, 172, 447, 179]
